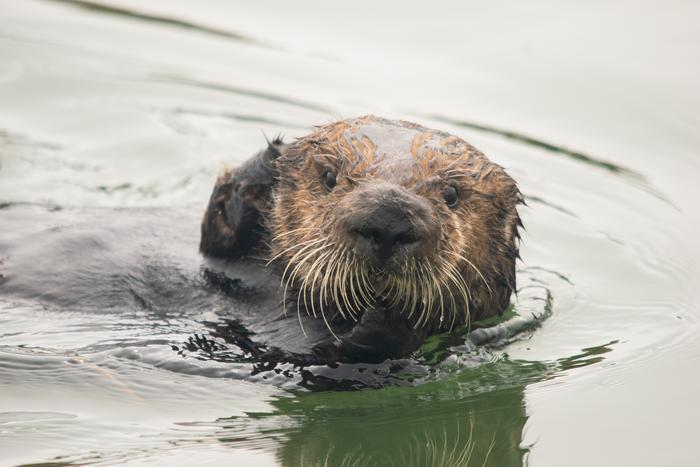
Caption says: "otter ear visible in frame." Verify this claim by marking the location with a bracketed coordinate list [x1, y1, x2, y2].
[199, 138, 284, 257]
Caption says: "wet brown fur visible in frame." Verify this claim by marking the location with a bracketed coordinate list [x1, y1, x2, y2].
[202, 115, 522, 333]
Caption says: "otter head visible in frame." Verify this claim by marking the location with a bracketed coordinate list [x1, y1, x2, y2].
[266, 116, 523, 329]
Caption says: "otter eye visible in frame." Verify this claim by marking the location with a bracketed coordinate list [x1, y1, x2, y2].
[442, 185, 459, 207]
[321, 169, 337, 191]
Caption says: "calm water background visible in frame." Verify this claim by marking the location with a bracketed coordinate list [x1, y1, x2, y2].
[1, 1, 699, 466]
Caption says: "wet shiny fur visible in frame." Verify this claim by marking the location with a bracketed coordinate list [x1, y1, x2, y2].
[200, 116, 522, 362]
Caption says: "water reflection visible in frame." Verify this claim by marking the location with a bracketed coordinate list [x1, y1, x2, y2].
[5, 343, 615, 467]
[275, 367, 530, 466]
[207, 344, 615, 467]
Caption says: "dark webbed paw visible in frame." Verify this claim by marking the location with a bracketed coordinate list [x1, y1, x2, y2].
[314, 307, 431, 364]
[199, 140, 283, 257]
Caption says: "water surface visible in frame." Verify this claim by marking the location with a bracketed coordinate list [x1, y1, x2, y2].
[1, 1, 699, 466]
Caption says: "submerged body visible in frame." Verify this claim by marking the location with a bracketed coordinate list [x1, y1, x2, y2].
[0, 117, 521, 366]
[201, 115, 522, 363]
[0, 205, 340, 363]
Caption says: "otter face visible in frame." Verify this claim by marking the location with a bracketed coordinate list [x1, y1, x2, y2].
[269, 116, 522, 329]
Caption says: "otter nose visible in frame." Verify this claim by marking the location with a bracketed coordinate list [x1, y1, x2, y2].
[349, 205, 423, 261]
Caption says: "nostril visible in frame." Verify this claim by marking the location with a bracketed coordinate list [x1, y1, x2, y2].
[393, 232, 419, 246]
[352, 226, 420, 249]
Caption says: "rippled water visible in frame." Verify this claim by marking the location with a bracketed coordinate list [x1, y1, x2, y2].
[1, 1, 699, 466]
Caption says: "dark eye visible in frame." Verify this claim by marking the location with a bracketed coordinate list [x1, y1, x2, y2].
[321, 169, 337, 191]
[442, 185, 459, 207]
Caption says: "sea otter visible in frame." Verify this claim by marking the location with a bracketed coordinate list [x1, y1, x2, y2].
[200, 115, 522, 363]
